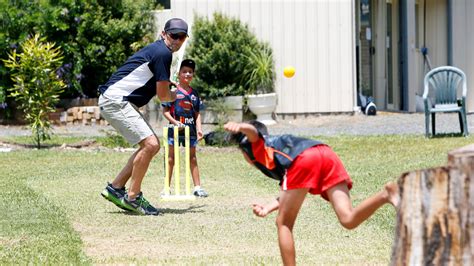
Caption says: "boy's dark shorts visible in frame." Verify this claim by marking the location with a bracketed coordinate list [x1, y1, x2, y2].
[168, 136, 198, 147]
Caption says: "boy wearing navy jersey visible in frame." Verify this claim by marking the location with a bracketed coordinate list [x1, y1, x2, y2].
[224, 120, 399, 265]
[162, 59, 208, 197]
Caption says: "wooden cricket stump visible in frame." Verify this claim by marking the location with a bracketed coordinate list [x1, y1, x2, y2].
[161, 125, 195, 201]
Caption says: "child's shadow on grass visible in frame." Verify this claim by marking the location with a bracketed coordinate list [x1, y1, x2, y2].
[160, 204, 207, 215]
[111, 204, 206, 216]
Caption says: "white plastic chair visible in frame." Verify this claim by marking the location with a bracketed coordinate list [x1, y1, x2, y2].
[423, 66, 468, 137]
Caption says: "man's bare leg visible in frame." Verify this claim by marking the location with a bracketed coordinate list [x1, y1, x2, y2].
[126, 135, 160, 199]
[111, 149, 139, 189]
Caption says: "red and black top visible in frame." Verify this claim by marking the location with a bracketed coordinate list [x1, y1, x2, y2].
[239, 132, 322, 182]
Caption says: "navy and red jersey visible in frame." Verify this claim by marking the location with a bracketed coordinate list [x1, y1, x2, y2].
[162, 85, 201, 137]
[239, 133, 323, 182]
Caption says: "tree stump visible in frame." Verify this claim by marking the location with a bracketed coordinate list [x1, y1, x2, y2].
[391, 144, 474, 265]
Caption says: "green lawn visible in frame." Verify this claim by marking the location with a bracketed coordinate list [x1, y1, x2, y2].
[1, 134, 472, 264]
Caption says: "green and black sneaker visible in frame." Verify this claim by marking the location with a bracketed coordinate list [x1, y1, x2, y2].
[101, 183, 129, 211]
[122, 192, 160, 216]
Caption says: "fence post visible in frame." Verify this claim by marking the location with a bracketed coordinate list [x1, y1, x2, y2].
[391, 144, 474, 265]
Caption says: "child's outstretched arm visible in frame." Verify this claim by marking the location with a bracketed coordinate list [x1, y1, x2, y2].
[252, 197, 280, 217]
[223, 122, 259, 142]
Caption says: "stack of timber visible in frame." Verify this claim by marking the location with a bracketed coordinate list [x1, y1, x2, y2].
[48, 106, 107, 126]
[64, 106, 106, 126]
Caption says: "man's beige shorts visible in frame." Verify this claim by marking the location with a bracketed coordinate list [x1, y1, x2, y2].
[99, 95, 156, 145]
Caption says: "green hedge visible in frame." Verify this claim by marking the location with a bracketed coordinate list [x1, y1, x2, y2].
[0, 0, 158, 102]
[187, 13, 269, 99]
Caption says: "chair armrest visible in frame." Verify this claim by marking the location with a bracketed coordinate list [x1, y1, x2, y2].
[423, 97, 431, 111]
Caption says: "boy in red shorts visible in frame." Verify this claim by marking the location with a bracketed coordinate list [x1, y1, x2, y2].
[224, 120, 399, 266]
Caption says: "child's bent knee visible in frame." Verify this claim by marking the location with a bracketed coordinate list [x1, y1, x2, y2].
[338, 215, 358, 229]
[339, 220, 357, 230]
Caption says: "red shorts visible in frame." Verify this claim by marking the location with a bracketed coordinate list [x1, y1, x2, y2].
[282, 145, 352, 201]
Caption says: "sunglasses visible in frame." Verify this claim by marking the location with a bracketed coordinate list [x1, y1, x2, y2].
[168, 32, 187, 41]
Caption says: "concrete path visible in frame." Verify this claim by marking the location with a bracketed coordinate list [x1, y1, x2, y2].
[1, 112, 473, 137]
[269, 112, 474, 136]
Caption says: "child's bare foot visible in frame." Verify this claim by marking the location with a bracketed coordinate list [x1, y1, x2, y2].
[384, 182, 400, 208]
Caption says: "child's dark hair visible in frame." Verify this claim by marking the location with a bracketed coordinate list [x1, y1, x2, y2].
[248, 120, 268, 135]
[180, 59, 195, 71]
[226, 120, 268, 145]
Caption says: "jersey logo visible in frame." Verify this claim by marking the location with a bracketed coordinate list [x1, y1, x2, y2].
[190, 95, 197, 101]
[176, 94, 185, 99]
[178, 100, 193, 111]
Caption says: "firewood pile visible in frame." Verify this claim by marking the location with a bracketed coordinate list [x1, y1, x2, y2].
[47, 98, 156, 126]
[49, 106, 108, 126]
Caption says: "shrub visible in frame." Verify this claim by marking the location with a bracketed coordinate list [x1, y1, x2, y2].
[0, 87, 10, 121]
[0, 87, 6, 109]
[187, 13, 267, 99]
[201, 100, 234, 147]
[0, 1, 43, 115]
[97, 131, 132, 148]
[3, 34, 66, 148]
[205, 100, 234, 126]
[242, 44, 275, 94]
[0, 0, 157, 100]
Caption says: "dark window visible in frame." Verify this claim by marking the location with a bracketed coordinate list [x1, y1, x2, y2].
[156, 0, 170, 9]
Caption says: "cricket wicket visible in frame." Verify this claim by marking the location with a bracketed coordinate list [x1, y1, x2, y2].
[162, 125, 195, 200]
